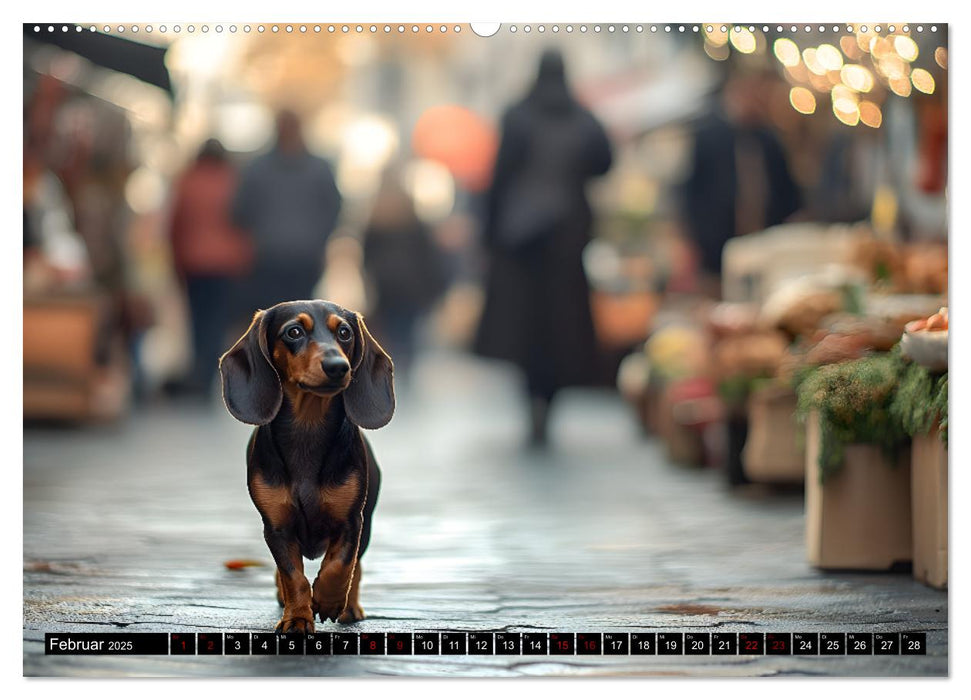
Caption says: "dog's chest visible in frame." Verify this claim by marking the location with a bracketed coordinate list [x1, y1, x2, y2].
[281, 472, 359, 560]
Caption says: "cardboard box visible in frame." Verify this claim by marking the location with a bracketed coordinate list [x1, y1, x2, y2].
[743, 386, 805, 483]
[805, 412, 912, 570]
[911, 426, 948, 589]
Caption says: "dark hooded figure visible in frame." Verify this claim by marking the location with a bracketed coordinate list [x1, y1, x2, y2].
[473, 49, 613, 445]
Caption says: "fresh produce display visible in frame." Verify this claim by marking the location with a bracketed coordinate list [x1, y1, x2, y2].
[891, 361, 948, 445]
[644, 324, 710, 381]
[902, 243, 948, 295]
[905, 306, 949, 332]
[850, 236, 904, 287]
[796, 351, 908, 483]
[706, 302, 760, 339]
[901, 307, 948, 371]
[803, 332, 873, 366]
[762, 287, 844, 339]
[713, 331, 788, 379]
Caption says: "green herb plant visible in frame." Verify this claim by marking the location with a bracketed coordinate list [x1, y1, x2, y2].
[891, 362, 948, 446]
[796, 350, 908, 483]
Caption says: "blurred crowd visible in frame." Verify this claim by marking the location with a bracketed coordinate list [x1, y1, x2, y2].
[23, 27, 947, 444]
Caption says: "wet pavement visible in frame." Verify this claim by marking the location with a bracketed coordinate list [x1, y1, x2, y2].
[23, 352, 947, 676]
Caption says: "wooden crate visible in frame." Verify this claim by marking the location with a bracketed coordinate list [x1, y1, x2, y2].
[23, 295, 112, 421]
[805, 412, 912, 570]
[743, 386, 805, 483]
[911, 426, 948, 589]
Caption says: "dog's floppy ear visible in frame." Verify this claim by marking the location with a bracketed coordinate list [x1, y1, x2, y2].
[219, 309, 283, 426]
[343, 313, 395, 429]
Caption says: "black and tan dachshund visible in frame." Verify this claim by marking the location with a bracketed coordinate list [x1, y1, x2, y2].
[219, 300, 394, 632]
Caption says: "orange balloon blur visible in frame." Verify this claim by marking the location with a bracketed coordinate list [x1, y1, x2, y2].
[411, 105, 498, 192]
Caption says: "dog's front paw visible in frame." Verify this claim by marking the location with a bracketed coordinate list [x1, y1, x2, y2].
[337, 603, 365, 624]
[313, 598, 348, 623]
[275, 614, 315, 634]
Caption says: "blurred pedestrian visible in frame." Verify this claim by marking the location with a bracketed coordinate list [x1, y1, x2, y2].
[362, 169, 448, 376]
[681, 66, 801, 289]
[474, 49, 613, 445]
[232, 109, 342, 309]
[169, 138, 253, 395]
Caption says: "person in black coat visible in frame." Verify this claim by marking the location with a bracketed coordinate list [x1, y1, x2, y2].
[473, 49, 613, 445]
[362, 169, 448, 377]
[682, 69, 801, 280]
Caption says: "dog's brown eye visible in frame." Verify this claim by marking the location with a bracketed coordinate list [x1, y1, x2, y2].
[337, 325, 352, 342]
[286, 326, 303, 340]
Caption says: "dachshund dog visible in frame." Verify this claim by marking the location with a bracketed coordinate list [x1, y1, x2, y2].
[219, 300, 394, 633]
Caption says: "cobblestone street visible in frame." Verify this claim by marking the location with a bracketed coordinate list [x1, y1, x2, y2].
[23, 352, 947, 677]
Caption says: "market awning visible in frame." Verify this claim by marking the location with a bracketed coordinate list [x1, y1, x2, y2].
[23, 24, 173, 96]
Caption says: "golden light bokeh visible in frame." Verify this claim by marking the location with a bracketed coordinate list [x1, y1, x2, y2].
[894, 35, 919, 62]
[833, 98, 861, 126]
[698, 25, 937, 128]
[704, 41, 730, 61]
[816, 44, 844, 71]
[785, 62, 809, 84]
[773, 37, 801, 67]
[859, 100, 882, 128]
[832, 84, 859, 104]
[809, 71, 832, 92]
[869, 36, 892, 60]
[911, 68, 936, 94]
[729, 27, 756, 54]
[803, 48, 827, 76]
[840, 36, 862, 60]
[879, 55, 908, 80]
[889, 75, 913, 97]
[706, 24, 729, 47]
[841, 64, 874, 92]
[789, 86, 816, 114]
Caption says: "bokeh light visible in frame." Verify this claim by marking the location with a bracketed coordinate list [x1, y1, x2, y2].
[858, 101, 882, 128]
[803, 48, 827, 76]
[911, 68, 936, 94]
[789, 86, 816, 114]
[869, 36, 892, 60]
[840, 35, 862, 60]
[704, 41, 730, 61]
[894, 35, 919, 62]
[816, 44, 844, 71]
[841, 64, 874, 92]
[773, 38, 800, 67]
[706, 24, 729, 47]
[833, 98, 860, 126]
[889, 75, 913, 97]
[729, 27, 756, 54]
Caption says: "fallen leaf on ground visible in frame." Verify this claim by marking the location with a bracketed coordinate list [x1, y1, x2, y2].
[224, 559, 266, 570]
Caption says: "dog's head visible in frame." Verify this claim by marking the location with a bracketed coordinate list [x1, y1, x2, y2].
[219, 300, 395, 429]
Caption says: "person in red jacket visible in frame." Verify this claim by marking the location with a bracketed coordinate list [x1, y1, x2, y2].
[169, 138, 253, 396]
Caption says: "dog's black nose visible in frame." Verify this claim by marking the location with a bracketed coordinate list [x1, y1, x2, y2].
[322, 357, 350, 379]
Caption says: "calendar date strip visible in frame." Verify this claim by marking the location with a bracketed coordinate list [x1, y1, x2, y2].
[44, 631, 928, 656]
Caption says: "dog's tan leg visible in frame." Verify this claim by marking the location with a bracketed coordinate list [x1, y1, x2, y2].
[311, 523, 363, 623]
[267, 538, 314, 633]
[274, 569, 285, 607]
[337, 563, 364, 624]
